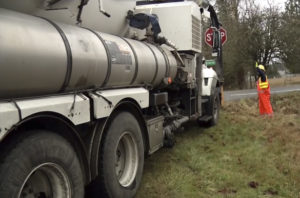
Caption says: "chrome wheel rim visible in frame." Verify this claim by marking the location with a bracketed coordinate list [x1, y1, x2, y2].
[115, 132, 139, 187]
[18, 163, 71, 198]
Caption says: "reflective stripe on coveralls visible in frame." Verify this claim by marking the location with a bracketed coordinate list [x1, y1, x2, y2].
[256, 78, 273, 115]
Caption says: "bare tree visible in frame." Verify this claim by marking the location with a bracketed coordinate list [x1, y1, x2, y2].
[279, 0, 300, 73]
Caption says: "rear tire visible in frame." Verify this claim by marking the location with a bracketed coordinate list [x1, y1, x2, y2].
[0, 130, 84, 198]
[99, 111, 144, 198]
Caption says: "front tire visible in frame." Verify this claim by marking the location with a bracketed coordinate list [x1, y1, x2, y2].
[0, 130, 84, 198]
[99, 111, 144, 198]
[208, 88, 221, 126]
[198, 88, 221, 127]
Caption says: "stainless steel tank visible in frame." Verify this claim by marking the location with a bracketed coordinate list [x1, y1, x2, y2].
[0, 8, 177, 99]
[0, 0, 137, 36]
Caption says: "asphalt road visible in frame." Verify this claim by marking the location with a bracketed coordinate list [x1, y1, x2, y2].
[224, 84, 300, 101]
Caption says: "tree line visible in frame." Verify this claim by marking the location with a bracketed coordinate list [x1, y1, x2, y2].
[203, 0, 300, 89]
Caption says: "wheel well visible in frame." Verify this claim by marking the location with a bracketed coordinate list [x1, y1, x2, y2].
[108, 99, 150, 155]
[86, 98, 150, 193]
[0, 112, 90, 184]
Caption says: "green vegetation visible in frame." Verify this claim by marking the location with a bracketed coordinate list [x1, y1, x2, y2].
[136, 92, 300, 198]
[203, 0, 300, 89]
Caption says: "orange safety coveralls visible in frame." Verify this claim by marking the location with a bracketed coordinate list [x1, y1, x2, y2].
[256, 78, 273, 115]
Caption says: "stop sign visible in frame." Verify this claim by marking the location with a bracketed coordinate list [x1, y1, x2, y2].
[205, 27, 227, 47]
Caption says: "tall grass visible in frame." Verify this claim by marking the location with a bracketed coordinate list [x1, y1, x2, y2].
[136, 92, 300, 198]
[268, 75, 300, 87]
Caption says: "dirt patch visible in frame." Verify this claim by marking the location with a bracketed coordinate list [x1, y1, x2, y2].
[264, 188, 279, 196]
[248, 181, 259, 188]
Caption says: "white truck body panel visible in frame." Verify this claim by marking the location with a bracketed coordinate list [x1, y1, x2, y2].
[134, 1, 202, 52]
[0, 94, 90, 141]
[202, 67, 218, 96]
[17, 94, 91, 124]
[0, 88, 150, 141]
[0, 103, 20, 140]
[91, 88, 149, 119]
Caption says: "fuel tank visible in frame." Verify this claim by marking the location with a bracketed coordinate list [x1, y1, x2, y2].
[0, 8, 177, 99]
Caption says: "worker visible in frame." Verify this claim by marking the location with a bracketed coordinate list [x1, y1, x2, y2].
[256, 63, 273, 116]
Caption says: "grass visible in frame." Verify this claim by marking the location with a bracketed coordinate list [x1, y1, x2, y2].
[136, 92, 300, 198]
[268, 75, 300, 87]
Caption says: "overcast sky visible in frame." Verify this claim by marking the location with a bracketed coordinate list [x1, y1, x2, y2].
[255, 0, 287, 10]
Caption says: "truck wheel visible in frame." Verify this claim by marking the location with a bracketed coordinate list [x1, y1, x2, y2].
[199, 88, 220, 127]
[99, 111, 144, 198]
[0, 131, 84, 198]
[208, 88, 220, 126]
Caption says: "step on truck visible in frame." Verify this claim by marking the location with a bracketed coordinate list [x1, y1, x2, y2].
[0, 0, 223, 197]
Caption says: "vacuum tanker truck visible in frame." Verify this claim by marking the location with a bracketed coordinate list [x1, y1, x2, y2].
[0, 0, 223, 197]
